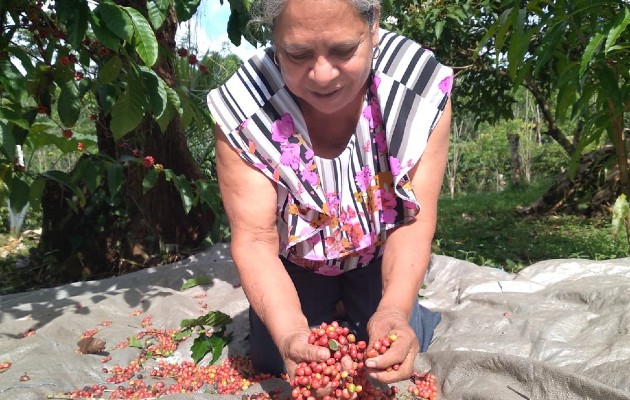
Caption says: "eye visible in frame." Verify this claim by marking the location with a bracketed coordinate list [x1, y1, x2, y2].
[286, 52, 311, 63]
[332, 46, 357, 60]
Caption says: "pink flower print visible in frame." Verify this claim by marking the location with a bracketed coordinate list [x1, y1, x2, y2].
[362, 97, 383, 129]
[380, 190, 398, 224]
[355, 166, 373, 191]
[239, 118, 250, 130]
[305, 148, 314, 161]
[253, 162, 266, 170]
[301, 161, 319, 187]
[438, 75, 453, 94]
[382, 207, 397, 224]
[404, 200, 418, 209]
[374, 131, 387, 153]
[389, 156, 402, 176]
[325, 192, 340, 214]
[356, 242, 376, 265]
[341, 205, 357, 223]
[271, 113, 294, 143]
[280, 142, 301, 169]
[370, 74, 381, 95]
[363, 139, 372, 153]
[324, 237, 342, 258]
[307, 234, 322, 246]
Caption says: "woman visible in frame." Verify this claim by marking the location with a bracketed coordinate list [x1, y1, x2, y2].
[207, 0, 453, 386]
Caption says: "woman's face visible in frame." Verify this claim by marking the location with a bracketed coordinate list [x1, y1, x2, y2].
[273, 0, 379, 116]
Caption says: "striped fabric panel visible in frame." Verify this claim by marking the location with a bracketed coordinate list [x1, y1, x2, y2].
[207, 29, 453, 273]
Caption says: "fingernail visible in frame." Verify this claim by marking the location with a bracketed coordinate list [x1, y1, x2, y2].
[365, 360, 376, 368]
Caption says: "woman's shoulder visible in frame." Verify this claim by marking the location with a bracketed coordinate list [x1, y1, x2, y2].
[374, 28, 452, 93]
[207, 46, 286, 136]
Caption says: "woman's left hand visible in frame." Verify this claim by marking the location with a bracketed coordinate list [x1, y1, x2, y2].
[364, 306, 419, 383]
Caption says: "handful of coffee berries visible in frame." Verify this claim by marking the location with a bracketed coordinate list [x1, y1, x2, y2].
[288, 321, 437, 400]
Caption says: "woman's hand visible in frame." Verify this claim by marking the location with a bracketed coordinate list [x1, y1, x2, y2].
[364, 306, 419, 383]
[278, 328, 357, 399]
[278, 328, 330, 378]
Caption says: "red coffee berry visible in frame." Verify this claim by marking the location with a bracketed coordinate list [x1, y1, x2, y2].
[143, 155, 155, 168]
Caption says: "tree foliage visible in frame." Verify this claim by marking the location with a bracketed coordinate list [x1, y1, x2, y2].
[386, 0, 629, 200]
[0, 0, 253, 287]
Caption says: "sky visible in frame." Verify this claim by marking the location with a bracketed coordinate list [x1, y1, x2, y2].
[177, 0, 258, 61]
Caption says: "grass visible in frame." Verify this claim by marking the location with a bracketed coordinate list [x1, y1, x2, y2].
[2, 179, 629, 294]
[434, 179, 629, 272]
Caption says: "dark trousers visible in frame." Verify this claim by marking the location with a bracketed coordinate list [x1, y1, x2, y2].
[248, 257, 441, 375]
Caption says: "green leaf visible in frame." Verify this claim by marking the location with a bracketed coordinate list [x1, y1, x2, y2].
[0, 164, 10, 200]
[90, 8, 122, 51]
[597, 64, 623, 111]
[180, 310, 233, 329]
[0, 107, 29, 130]
[174, 0, 202, 21]
[129, 336, 143, 348]
[139, 67, 167, 119]
[107, 163, 124, 202]
[579, 32, 605, 79]
[82, 161, 103, 193]
[196, 179, 222, 214]
[96, 84, 118, 115]
[9, 175, 30, 214]
[0, 59, 26, 101]
[156, 103, 174, 133]
[57, 0, 90, 48]
[110, 79, 146, 140]
[612, 194, 629, 240]
[172, 174, 195, 214]
[29, 177, 46, 213]
[124, 7, 159, 67]
[99, 2, 134, 42]
[605, 7, 630, 54]
[190, 335, 211, 364]
[98, 56, 123, 84]
[174, 328, 193, 341]
[58, 80, 82, 128]
[8, 46, 34, 74]
[181, 277, 214, 291]
[0, 121, 16, 160]
[147, 0, 170, 29]
[142, 167, 158, 194]
[434, 20, 445, 40]
[534, 21, 566, 76]
[166, 86, 183, 116]
[42, 170, 86, 208]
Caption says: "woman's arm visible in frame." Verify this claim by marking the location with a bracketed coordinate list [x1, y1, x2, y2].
[215, 126, 329, 371]
[366, 98, 452, 382]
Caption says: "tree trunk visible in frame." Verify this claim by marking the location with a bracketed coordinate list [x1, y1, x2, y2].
[35, 5, 214, 286]
[507, 132, 522, 185]
[609, 100, 630, 198]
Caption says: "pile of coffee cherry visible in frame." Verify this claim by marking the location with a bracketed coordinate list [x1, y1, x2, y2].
[58, 321, 437, 399]
[284, 321, 438, 400]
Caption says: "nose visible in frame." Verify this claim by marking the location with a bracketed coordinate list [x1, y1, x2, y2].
[309, 56, 339, 86]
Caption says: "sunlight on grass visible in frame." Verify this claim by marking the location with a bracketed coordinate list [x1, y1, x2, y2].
[434, 182, 629, 272]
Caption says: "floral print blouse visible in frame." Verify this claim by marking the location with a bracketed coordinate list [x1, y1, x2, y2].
[208, 29, 453, 275]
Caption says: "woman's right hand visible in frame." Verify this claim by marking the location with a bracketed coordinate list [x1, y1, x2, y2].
[278, 328, 330, 379]
[278, 328, 356, 399]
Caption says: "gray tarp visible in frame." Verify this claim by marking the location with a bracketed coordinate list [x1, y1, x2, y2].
[1, 245, 629, 400]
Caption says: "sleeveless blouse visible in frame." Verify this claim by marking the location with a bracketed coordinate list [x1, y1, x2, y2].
[207, 29, 453, 276]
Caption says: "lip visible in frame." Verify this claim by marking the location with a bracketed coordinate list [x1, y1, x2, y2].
[311, 87, 342, 99]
